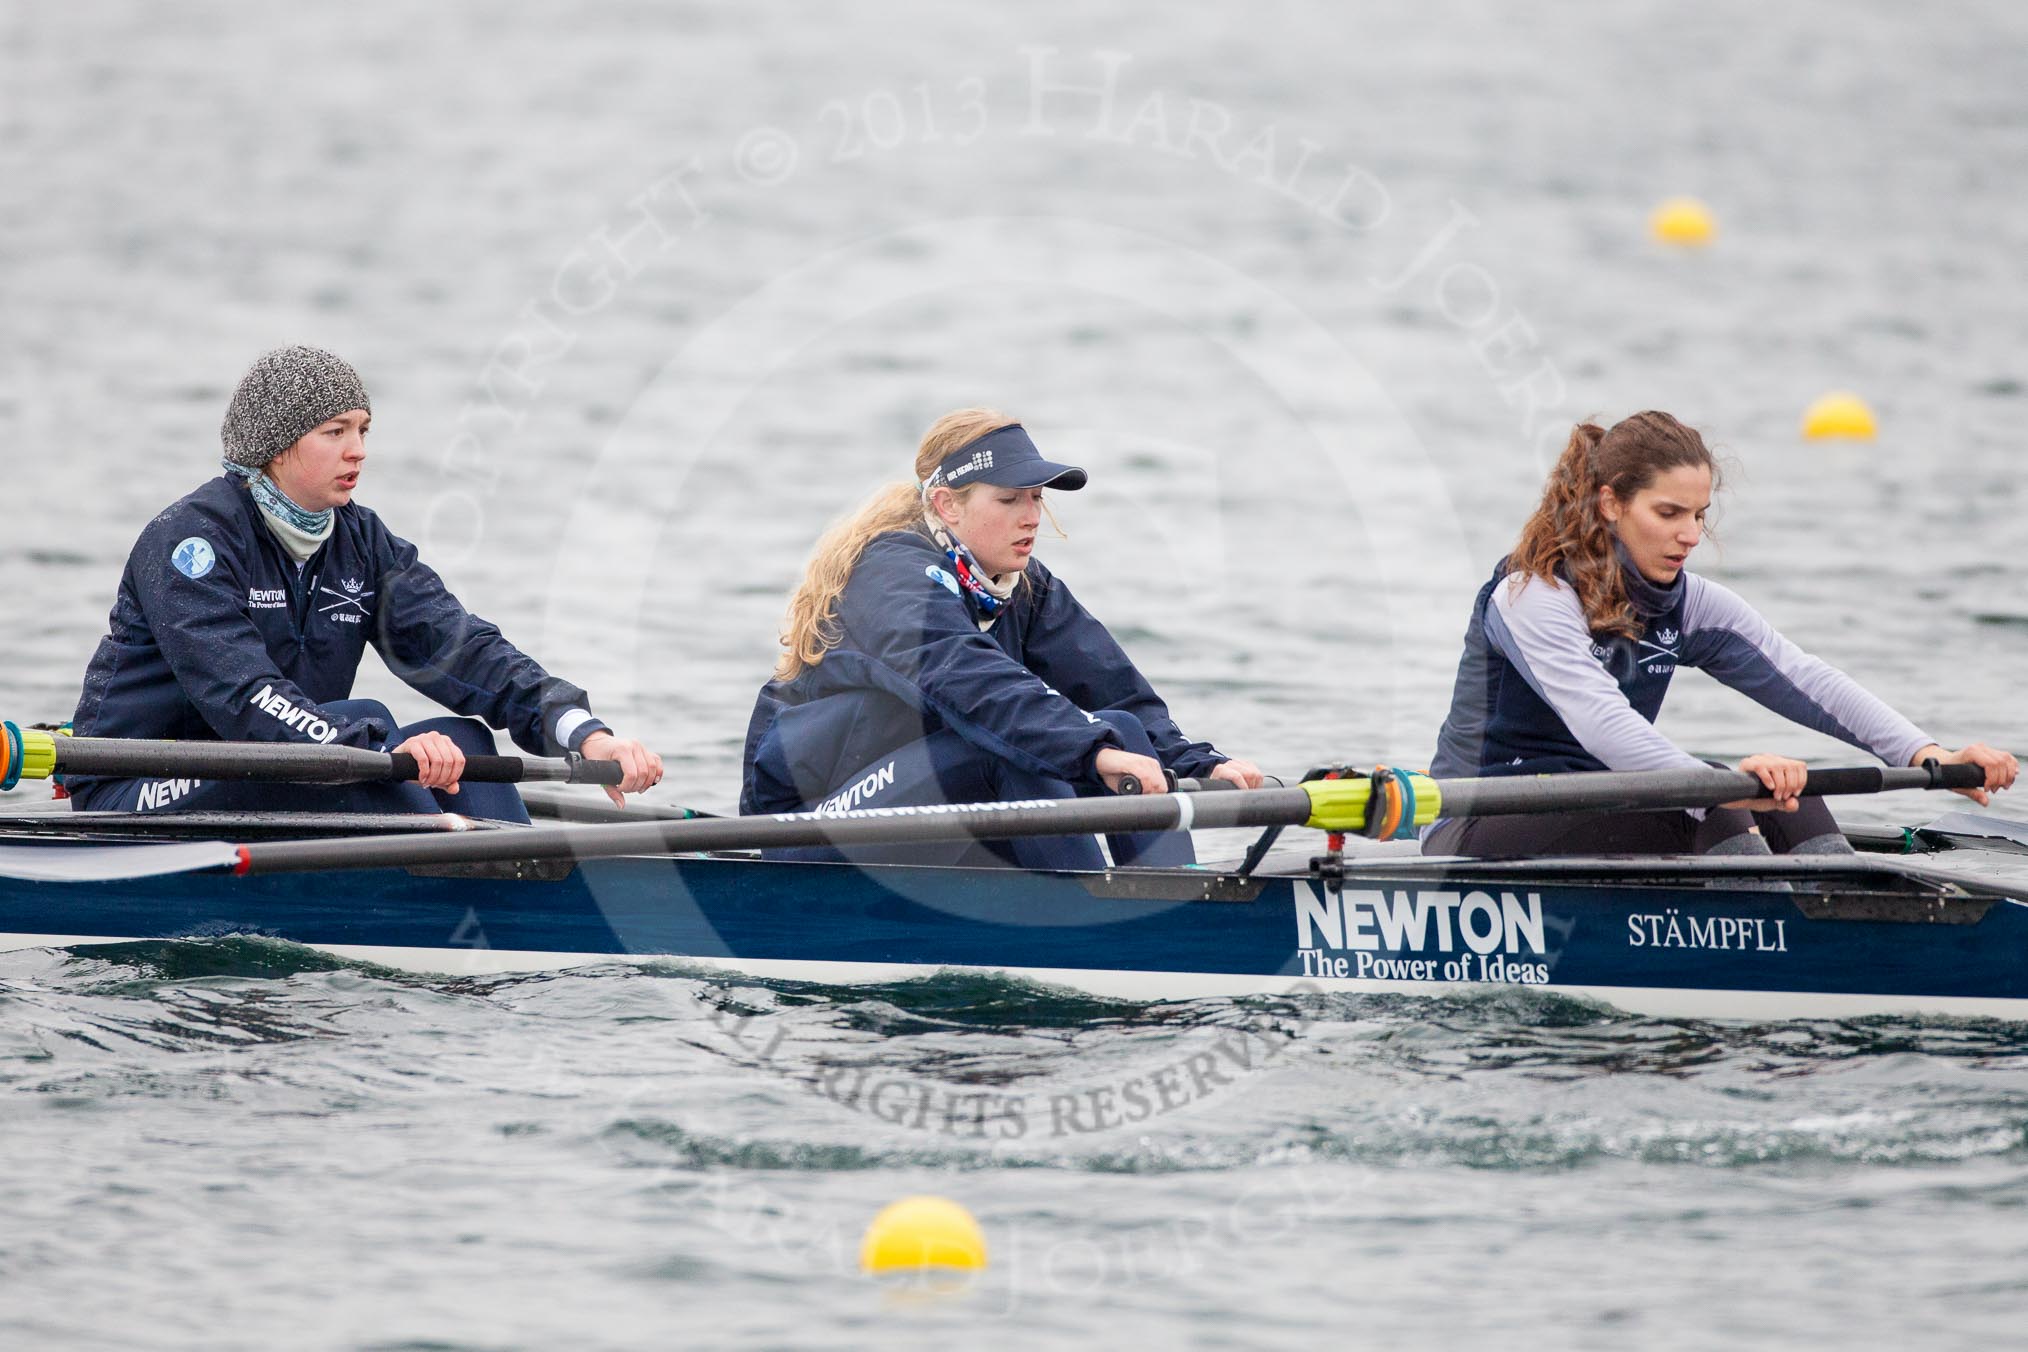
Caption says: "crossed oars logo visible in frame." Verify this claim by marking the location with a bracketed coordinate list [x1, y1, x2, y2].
[316, 577, 374, 616]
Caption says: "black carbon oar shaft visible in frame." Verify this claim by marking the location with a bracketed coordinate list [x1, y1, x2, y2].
[41, 734, 622, 786]
[237, 788, 1316, 874]
[1439, 763, 1978, 817]
[232, 762, 1984, 876]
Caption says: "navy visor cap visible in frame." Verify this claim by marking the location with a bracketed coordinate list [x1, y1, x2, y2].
[925, 424, 1087, 491]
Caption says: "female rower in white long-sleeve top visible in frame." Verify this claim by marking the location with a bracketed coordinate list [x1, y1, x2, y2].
[1422, 411, 2015, 859]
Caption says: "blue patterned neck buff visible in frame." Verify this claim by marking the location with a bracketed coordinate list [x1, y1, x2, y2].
[944, 537, 1005, 614]
[222, 459, 335, 550]
[923, 517, 1019, 617]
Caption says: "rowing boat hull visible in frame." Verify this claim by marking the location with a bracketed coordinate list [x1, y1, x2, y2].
[2, 850, 2024, 1020]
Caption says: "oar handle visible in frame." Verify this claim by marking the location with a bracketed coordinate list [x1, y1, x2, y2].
[1114, 770, 1240, 796]
[1796, 762, 1983, 795]
[386, 752, 623, 786]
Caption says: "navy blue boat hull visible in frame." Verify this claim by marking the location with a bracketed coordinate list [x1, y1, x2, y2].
[2, 853, 2024, 1019]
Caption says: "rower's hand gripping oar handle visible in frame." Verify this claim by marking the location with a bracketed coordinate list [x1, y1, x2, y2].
[385, 751, 624, 786]
[1113, 770, 1242, 796]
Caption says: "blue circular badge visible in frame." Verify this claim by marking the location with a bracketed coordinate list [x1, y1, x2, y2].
[171, 537, 216, 580]
[924, 565, 960, 596]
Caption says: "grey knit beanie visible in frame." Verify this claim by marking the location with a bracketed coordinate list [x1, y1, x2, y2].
[220, 346, 372, 468]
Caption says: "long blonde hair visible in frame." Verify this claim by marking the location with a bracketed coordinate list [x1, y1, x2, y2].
[775, 408, 1017, 680]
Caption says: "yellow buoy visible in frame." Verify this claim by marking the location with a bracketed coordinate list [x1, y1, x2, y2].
[860, 1196, 988, 1275]
[1650, 196, 1716, 247]
[1801, 391, 1878, 440]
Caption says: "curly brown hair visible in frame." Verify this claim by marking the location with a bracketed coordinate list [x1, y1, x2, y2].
[1507, 411, 1718, 638]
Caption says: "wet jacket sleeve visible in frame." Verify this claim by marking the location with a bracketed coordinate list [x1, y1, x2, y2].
[131, 513, 388, 748]
[1486, 573, 1707, 773]
[1680, 575, 1932, 766]
[368, 522, 607, 756]
[833, 543, 1121, 781]
[1020, 568, 1229, 778]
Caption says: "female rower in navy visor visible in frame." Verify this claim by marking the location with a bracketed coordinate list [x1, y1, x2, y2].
[742, 408, 1263, 869]
[1423, 410, 2015, 860]
[67, 346, 663, 820]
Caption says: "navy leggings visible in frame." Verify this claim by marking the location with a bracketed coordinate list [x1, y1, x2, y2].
[73, 700, 532, 824]
[768, 708, 1195, 872]
[1421, 796, 1847, 860]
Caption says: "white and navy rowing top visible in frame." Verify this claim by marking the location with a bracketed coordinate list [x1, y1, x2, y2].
[1429, 554, 1931, 780]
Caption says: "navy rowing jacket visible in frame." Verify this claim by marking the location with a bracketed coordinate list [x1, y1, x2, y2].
[740, 528, 1226, 814]
[68, 475, 607, 807]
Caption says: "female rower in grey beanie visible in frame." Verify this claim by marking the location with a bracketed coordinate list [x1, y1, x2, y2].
[67, 346, 663, 817]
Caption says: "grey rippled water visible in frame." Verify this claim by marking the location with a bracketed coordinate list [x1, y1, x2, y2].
[5, 944, 2028, 1348]
[4, 0, 2028, 1346]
